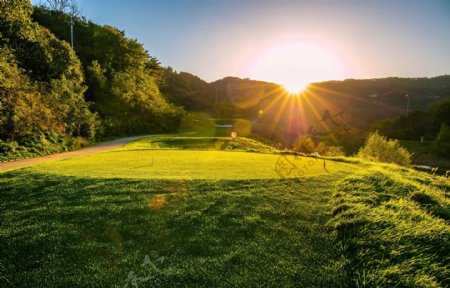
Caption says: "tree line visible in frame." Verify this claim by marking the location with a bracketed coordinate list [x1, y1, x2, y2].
[0, 1, 183, 159]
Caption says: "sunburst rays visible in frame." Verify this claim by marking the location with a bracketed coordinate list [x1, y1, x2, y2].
[252, 83, 370, 145]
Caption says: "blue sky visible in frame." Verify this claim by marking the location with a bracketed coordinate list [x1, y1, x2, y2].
[33, 0, 450, 84]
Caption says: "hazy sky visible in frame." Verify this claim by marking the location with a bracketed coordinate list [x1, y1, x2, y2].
[33, 0, 450, 85]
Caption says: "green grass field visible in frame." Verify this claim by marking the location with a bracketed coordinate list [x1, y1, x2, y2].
[21, 136, 354, 180]
[1, 136, 449, 287]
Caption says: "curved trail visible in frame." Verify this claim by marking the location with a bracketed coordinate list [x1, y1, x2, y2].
[0, 135, 149, 171]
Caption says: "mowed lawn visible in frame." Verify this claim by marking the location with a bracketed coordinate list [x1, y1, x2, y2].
[0, 137, 355, 287]
[26, 149, 353, 179]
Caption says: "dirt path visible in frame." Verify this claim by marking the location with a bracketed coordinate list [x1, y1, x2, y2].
[0, 135, 150, 171]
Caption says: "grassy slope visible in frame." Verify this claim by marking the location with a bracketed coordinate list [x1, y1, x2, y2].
[1, 136, 449, 287]
[331, 164, 450, 287]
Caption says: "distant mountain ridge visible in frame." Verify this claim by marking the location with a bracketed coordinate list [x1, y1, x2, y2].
[165, 73, 450, 118]
[163, 72, 450, 143]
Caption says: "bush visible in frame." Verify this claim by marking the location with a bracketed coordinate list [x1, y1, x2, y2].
[293, 135, 344, 156]
[357, 132, 412, 166]
[293, 135, 315, 153]
[315, 142, 345, 156]
[70, 137, 89, 150]
[0, 140, 18, 153]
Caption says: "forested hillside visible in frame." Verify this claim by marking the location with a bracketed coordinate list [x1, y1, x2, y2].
[32, 6, 182, 136]
[0, 1, 182, 160]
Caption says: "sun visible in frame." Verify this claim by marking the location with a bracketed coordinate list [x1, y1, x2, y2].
[245, 39, 348, 90]
[283, 82, 309, 94]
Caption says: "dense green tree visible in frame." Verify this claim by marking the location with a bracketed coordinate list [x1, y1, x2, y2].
[432, 124, 450, 158]
[1, 1, 83, 83]
[0, 47, 57, 140]
[0, 0, 97, 142]
[432, 98, 450, 129]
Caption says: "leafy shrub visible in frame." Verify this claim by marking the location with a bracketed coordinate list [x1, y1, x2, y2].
[0, 133, 90, 161]
[70, 137, 89, 150]
[0, 140, 18, 154]
[358, 132, 412, 166]
[293, 135, 344, 156]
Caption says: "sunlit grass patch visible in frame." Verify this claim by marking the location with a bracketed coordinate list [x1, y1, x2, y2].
[19, 148, 354, 180]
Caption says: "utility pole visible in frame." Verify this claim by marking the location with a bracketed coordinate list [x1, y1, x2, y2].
[45, 1, 78, 47]
[70, 18, 74, 48]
